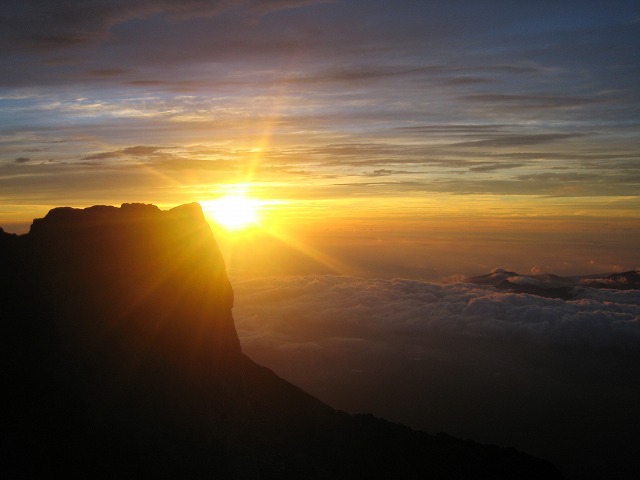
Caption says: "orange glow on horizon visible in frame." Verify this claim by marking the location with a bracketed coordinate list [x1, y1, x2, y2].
[200, 186, 356, 277]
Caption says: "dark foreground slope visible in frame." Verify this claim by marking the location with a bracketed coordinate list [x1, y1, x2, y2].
[0, 203, 562, 479]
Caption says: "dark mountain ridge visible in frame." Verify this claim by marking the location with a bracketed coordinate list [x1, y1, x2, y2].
[465, 267, 640, 299]
[1, 203, 563, 478]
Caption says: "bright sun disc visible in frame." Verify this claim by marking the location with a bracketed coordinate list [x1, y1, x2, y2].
[206, 195, 261, 230]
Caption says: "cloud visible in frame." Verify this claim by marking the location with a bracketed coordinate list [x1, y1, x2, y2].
[122, 145, 163, 156]
[468, 162, 524, 172]
[233, 274, 640, 476]
[234, 275, 640, 353]
[286, 64, 541, 87]
[461, 94, 600, 110]
[441, 76, 495, 86]
[515, 172, 599, 182]
[330, 177, 610, 197]
[363, 169, 405, 177]
[82, 145, 163, 160]
[1, 0, 323, 51]
[77, 145, 240, 174]
[1, 1, 150, 50]
[86, 68, 130, 77]
[453, 133, 586, 148]
[15, 157, 31, 164]
[151, 158, 239, 172]
[391, 124, 509, 135]
[286, 65, 431, 85]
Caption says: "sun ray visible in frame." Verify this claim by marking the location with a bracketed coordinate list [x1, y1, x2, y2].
[261, 225, 355, 275]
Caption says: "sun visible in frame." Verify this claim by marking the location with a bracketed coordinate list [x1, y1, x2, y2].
[204, 195, 261, 230]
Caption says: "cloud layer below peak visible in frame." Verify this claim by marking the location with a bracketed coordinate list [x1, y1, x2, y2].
[234, 274, 640, 478]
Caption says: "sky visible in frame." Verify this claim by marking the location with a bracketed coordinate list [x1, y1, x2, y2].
[1, 0, 639, 277]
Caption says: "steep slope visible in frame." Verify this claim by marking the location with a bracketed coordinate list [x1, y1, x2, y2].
[0, 203, 563, 479]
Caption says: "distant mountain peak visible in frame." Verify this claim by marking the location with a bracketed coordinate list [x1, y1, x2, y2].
[466, 268, 640, 299]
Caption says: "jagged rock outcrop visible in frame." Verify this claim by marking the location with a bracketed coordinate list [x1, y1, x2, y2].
[1, 203, 563, 479]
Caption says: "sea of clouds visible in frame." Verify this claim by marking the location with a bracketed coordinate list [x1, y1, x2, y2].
[233, 274, 640, 478]
[235, 274, 640, 355]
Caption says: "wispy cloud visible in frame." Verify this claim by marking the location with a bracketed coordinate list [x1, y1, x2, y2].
[1, 0, 325, 51]
[461, 94, 600, 110]
[82, 145, 163, 160]
[453, 133, 586, 147]
[468, 162, 524, 172]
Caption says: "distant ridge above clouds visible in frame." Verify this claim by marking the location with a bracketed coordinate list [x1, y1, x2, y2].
[465, 267, 640, 300]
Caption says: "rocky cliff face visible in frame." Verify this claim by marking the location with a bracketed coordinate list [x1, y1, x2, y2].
[26, 202, 240, 367]
[0, 203, 563, 479]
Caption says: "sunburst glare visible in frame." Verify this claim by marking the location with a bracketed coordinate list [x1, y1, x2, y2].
[203, 195, 262, 231]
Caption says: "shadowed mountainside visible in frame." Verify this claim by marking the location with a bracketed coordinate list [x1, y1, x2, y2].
[0, 203, 563, 479]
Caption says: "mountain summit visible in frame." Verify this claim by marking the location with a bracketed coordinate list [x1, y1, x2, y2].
[1, 203, 563, 479]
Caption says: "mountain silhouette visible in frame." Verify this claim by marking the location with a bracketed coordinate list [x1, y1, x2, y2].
[465, 267, 640, 300]
[1, 203, 563, 479]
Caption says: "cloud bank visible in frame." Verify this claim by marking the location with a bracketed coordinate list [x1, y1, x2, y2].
[234, 274, 640, 478]
[235, 274, 640, 357]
